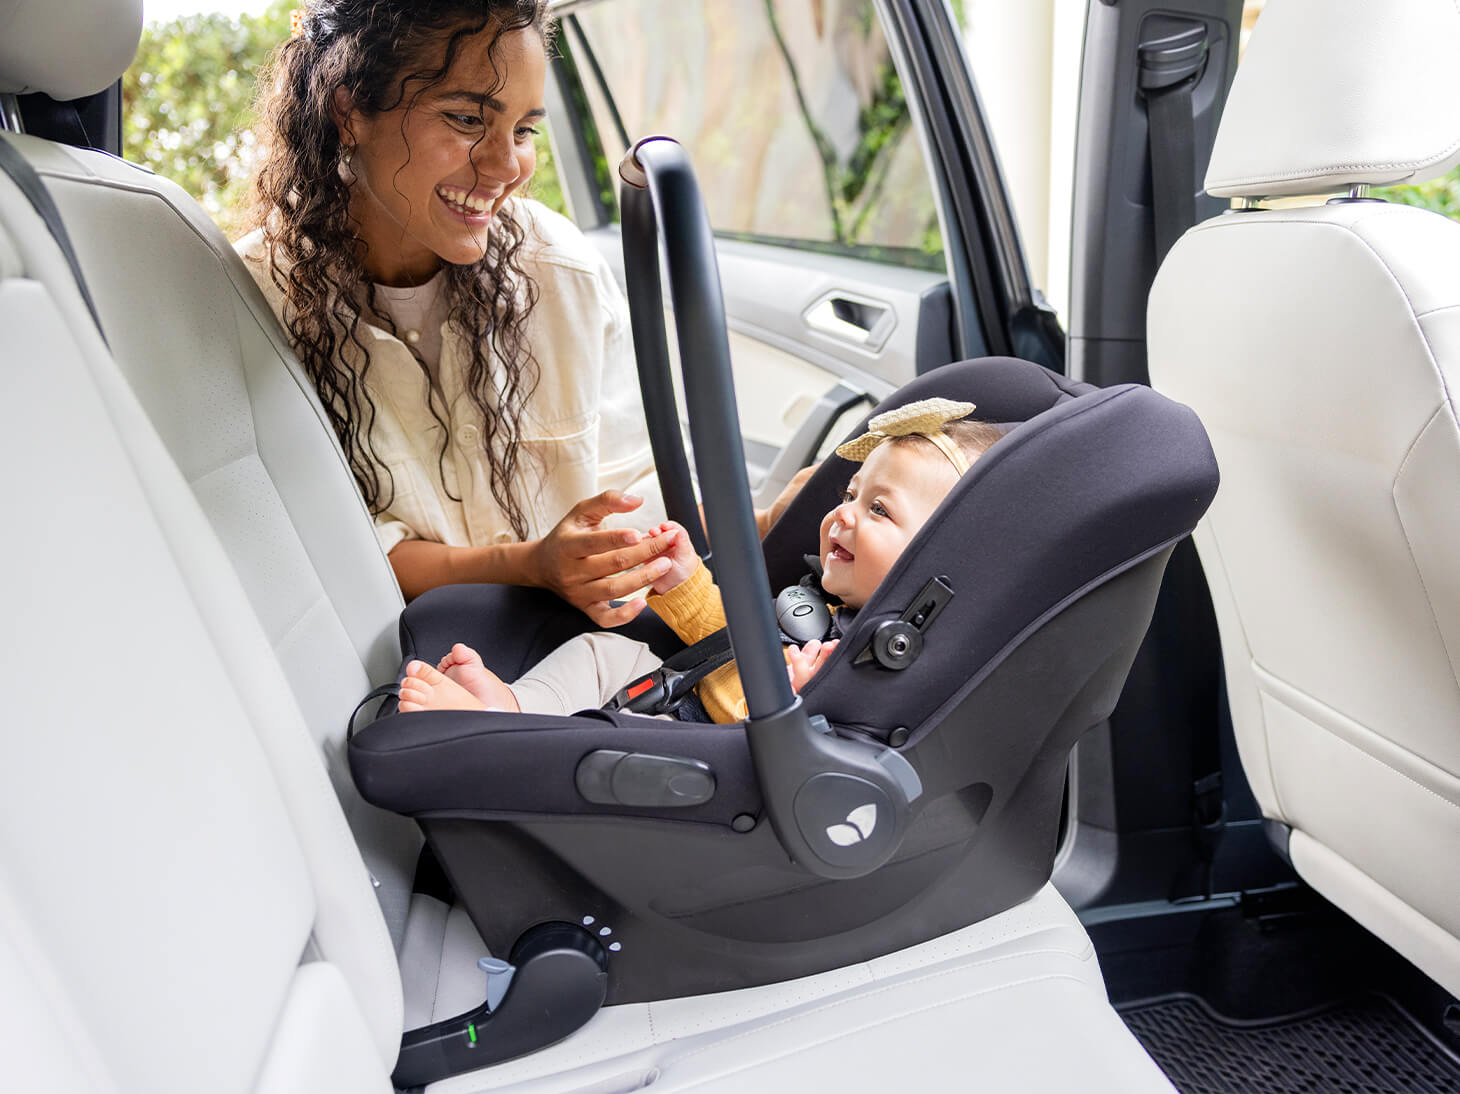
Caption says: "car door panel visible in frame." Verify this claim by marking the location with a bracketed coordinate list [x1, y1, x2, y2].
[545, 0, 1035, 484]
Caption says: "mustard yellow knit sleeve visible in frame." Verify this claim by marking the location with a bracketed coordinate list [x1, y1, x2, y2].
[645, 562, 727, 644]
[646, 564, 794, 724]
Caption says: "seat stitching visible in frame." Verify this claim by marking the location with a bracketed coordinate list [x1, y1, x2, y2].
[430, 900, 450, 1023]
[660, 946, 1087, 1052]
[665, 968, 1099, 1081]
[1390, 406, 1460, 701]
[1414, 302, 1460, 320]
[1254, 664, 1460, 812]
[1198, 519, 1290, 819]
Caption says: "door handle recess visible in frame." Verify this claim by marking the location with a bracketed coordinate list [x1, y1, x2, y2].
[802, 292, 896, 352]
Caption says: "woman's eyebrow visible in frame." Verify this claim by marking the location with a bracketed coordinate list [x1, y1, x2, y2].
[436, 89, 547, 119]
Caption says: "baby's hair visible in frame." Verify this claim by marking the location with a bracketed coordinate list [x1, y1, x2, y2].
[889, 418, 1008, 469]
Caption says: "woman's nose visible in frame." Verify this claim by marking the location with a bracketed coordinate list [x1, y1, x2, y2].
[472, 132, 521, 184]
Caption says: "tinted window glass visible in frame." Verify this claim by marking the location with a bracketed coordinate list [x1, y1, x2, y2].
[561, 0, 944, 268]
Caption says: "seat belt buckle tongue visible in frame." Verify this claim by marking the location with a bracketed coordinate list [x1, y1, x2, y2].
[606, 668, 674, 714]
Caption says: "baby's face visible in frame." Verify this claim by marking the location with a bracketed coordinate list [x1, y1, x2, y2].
[818, 441, 961, 609]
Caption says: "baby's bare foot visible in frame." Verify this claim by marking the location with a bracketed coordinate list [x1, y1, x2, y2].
[398, 660, 514, 714]
[436, 643, 519, 710]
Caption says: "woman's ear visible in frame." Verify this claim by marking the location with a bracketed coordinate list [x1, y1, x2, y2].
[331, 86, 357, 149]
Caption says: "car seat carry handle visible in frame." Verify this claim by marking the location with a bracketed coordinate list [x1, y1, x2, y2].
[619, 171, 709, 561]
[619, 137, 920, 878]
[620, 136, 793, 722]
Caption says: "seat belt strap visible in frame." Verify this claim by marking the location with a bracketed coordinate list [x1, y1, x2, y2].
[0, 135, 110, 347]
[1146, 78, 1198, 264]
[603, 628, 735, 715]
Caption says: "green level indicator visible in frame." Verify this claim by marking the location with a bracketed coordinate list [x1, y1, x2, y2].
[467, 1023, 477, 1045]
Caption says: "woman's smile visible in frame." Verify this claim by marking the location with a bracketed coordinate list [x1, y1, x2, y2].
[340, 23, 547, 285]
[435, 184, 500, 221]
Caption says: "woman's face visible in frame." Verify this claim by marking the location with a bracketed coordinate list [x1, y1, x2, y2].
[339, 23, 547, 286]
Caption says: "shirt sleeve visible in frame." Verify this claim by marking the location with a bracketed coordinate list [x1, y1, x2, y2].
[373, 510, 419, 557]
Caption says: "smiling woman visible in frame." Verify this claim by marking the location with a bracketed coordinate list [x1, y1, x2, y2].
[234, 0, 678, 622]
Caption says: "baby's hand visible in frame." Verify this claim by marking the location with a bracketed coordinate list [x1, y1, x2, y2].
[646, 521, 701, 594]
[786, 638, 839, 693]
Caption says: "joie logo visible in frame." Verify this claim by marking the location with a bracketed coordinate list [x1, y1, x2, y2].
[826, 803, 878, 846]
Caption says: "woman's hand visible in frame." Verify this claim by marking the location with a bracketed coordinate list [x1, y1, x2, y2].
[531, 490, 678, 626]
[786, 638, 838, 693]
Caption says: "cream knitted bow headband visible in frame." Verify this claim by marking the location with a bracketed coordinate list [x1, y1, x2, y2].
[834, 397, 978, 476]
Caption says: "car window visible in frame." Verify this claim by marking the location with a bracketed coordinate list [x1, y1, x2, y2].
[554, 0, 945, 270]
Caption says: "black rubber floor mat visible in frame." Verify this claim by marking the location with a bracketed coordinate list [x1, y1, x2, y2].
[1119, 993, 1460, 1093]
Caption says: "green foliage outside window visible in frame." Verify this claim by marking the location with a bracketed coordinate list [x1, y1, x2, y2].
[122, 1, 566, 235]
[1374, 167, 1460, 221]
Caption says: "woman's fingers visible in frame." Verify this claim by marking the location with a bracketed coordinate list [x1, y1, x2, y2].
[566, 489, 645, 528]
[572, 560, 674, 606]
[583, 597, 648, 628]
[568, 528, 678, 580]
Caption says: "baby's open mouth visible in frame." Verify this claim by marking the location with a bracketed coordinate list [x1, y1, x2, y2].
[827, 544, 854, 563]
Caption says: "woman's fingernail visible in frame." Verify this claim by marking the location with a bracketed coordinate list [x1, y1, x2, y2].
[623, 493, 643, 504]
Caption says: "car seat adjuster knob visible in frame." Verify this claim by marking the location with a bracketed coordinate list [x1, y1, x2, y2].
[871, 619, 923, 669]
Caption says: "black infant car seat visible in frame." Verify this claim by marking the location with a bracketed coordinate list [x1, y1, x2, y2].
[348, 140, 1218, 1084]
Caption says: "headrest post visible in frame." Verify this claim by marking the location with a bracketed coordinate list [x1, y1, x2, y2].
[0, 95, 22, 134]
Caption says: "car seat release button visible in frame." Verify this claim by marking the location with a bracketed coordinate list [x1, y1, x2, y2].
[576, 750, 716, 808]
[477, 956, 516, 1012]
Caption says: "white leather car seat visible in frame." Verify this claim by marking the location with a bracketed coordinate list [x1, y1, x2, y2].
[1148, 0, 1460, 1000]
[0, 0, 1176, 1088]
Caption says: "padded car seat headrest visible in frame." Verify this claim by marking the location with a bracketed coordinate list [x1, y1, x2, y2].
[0, 0, 144, 100]
[765, 357, 1218, 745]
[1206, 0, 1460, 198]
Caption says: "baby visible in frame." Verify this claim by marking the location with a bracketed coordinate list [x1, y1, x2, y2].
[398, 399, 1004, 723]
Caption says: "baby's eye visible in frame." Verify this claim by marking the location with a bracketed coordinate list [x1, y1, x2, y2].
[839, 488, 855, 504]
[870, 500, 890, 518]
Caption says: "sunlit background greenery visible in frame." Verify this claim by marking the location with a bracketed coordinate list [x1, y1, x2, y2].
[122, 0, 563, 236]
[122, 0, 1460, 241]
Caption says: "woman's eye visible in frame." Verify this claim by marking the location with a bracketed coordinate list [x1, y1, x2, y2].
[514, 125, 540, 141]
[446, 112, 481, 129]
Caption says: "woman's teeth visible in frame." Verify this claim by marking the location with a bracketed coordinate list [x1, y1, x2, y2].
[437, 187, 490, 215]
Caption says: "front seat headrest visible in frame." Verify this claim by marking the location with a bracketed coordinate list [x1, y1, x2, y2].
[0, 0, 144, 101]
[1206, 0, 1460, 198]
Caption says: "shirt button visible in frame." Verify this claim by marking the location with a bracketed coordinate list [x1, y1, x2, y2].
[459, 424, 480, 445]
[493, 531, 514, 544]
[403, 328, 421, 345]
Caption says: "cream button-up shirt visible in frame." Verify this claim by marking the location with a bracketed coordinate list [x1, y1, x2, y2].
[237, 199, 663, 555]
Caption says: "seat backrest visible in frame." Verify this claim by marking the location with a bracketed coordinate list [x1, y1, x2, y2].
[2, 74, 429, 942]
[0, 145, 401, 1088]
[1148, 0, 1460, 999]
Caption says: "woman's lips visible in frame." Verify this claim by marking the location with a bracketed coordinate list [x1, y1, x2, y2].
[436, 185, 496, 220]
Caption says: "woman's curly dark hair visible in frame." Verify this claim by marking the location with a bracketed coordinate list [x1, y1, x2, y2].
[247, 0, 553, 539]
